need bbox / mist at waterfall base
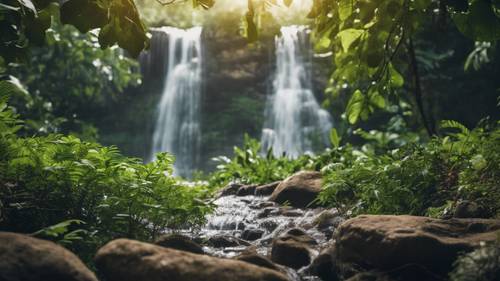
[261,26,332,158]
[140,27,203,177]
[140,25,331,177]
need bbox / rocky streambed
[1,171,499,281]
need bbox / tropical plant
[6,21,141,138]
[319,119,500,217]
[208,134,313,187]
[0,90,213,263]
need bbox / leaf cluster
[0,93,213,263]
[0,0,148,63]
[318,119,500,217]
[208,134,314,187]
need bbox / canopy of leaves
[6,21,141,138]
[0,0,148,63]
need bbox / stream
[178,190,344,281]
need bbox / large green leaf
[338,0,353,21]
[329,128,341,148]
[346,90,365,124]
[337,28,364,52]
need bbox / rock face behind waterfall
[270,171,323,208]
[0,232,97,281]
[95,239,289,281]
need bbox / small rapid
[183,190,342,281]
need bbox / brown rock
[218,183,243,197]
[235,251,282,272]
[95,239,289,281]
[0,232,97,281]
[237,184,258,196]
[269,171,323,208]
[335,215,500,276]
[256,181,281,196]
[270,228,317,269]
[155,234,204,254]
[307,246,338,281]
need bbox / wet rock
[218,183,243,197]
[307,246,338,281]
[269,171,323,208]
[453,200,487,218]
[285,228,318,245]
[242,229,265,241]
[258,202,277,208]
[260,220,280,232]
[313,210,345,239]
[280,208,304,217]
[0,232,97,281]
[237,184,258,196]
[335,215,500,276]
[207,235,250,248]
[271,228,316,269]
[238,221,247,230]
[155,234,204,254]
[235,250,282,272]
[258,207,279,218]
[256,181,281,196]
[95,239,289,281]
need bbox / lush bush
[0,94,213,263]
[208,135,314,187]
[318,120,500,217]
[6,21,141,139]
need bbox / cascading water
[142,27,203,177]
[261,26,332,158]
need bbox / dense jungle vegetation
[0,0,499,278]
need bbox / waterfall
[261,26,332,158]
[142,27,203,177]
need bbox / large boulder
[0,232,97,281]
[95,239,288,281]
[155,234,204,254]
[271,228,317,269]
[335,215,500,277]
[269,171,323,208]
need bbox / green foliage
[319,120,500,217]
[450,240,500,281]
[208,134,313,187]
[0,95,213,263]
[0,0,148,63]
[307,0,500,124]
[6,21,141,138]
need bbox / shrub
[0,95,213,263]
[318,120,500,217]
[208,134,314,187]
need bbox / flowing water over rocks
[188,192,343,281]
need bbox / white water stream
[262,26,332,158]
[147,27,203,177]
